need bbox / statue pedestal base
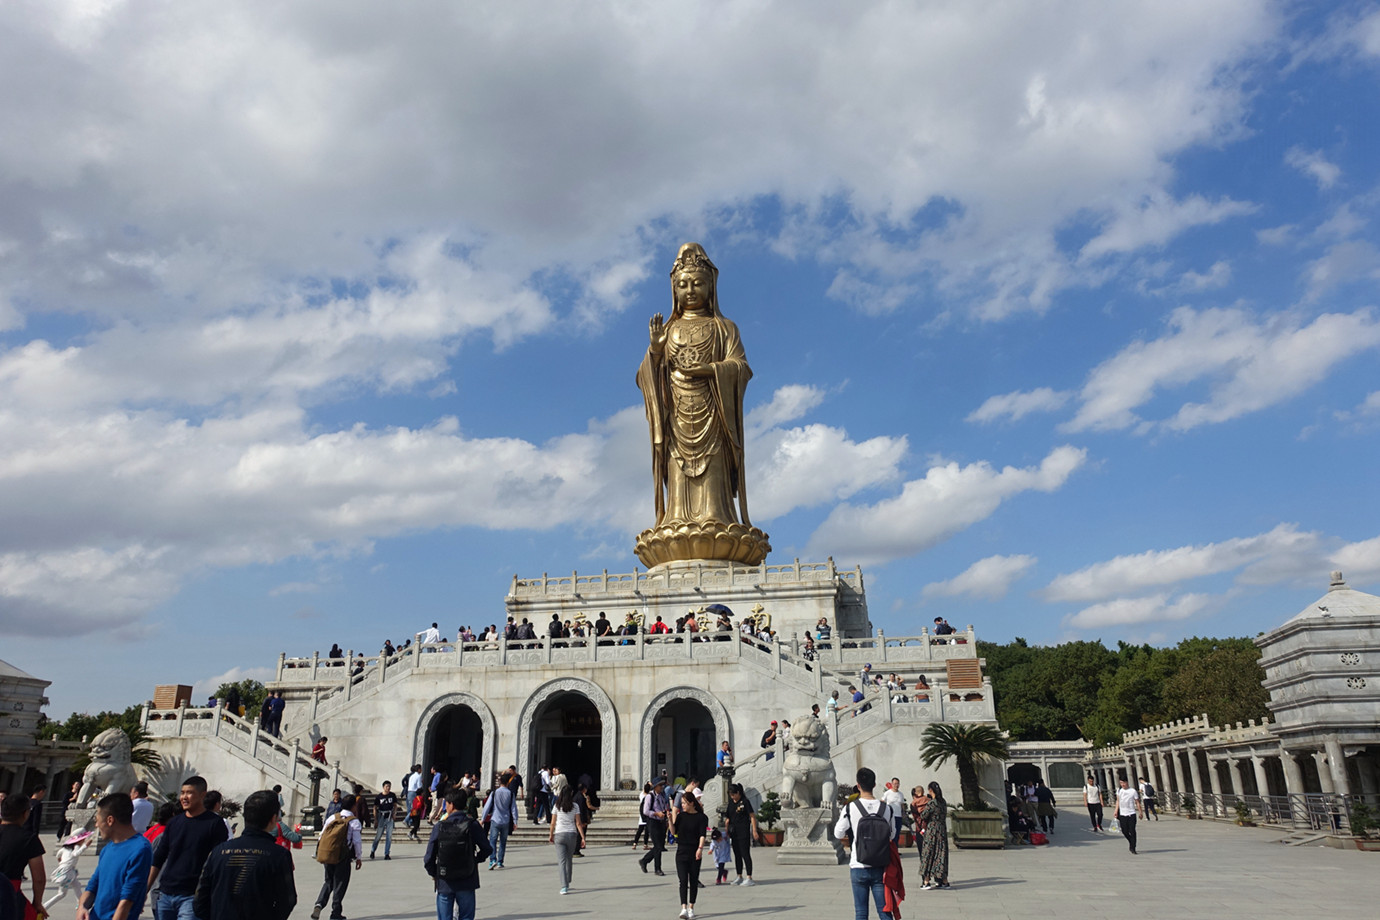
[635,521,771,568]
[776,806,844,865]
[64,806,99,835]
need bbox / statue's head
[670,242,719,317]
[89,727,132,763]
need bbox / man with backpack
[832,767,896,920]
[425,789,493,920]
[311,794,362,920]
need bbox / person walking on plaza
[147,775,230,920]
[193,790,296,920]
[638,776,670,876]
[832,767,896,920]
[915,782,949,890]
[723,783,761,886]
[1142,778,1159,820]
[672,786,709,919]
[1083,774,1104,831]
[0,793,47,917]
[130,783,154,835]
[311,793,363,920]
[77,793,153,920]
[481,773,518,870]
[1114,778,1140,855]
[1034,779,1057,834]
[425,790,493,920]
[547,777,586,895]
[632,782,651,849]
[20,787,44,838]
[370,781,397,860]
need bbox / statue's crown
[671,242,717,276]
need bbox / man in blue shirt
[78,793,153,920]
[479,774,518,870]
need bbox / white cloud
[192,665,277,702]
[748,385,828,431]
[1062,307,1380,433]
[1066,592,1214,628]
[1334,536,1380,584]
[1255,224,1296,246]
[806,446,1086,566]
[1285,146,1342,189]
[749,424,906,520]
[1179,260,1232,290]
[967,387,1071,424]
[1305,240,1380,299]
[1042,523,1317,603]
[1080,193,1258,261]
[922,554,1037,600]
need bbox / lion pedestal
[776,806,844,865]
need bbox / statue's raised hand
[649,313,667,353]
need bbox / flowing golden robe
[636,310,753,530]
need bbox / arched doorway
[517,678,618,792]
[639,687,733,785]
[427,704,482,780]
[652,699,716,784]
[412,693,497,786]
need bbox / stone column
[1280,752,1305,798]
[1206,756,1225,814]
[1324,737,1351,795]
[1170,748,1186,798]
[1313,751,1334,794]
[1251,754,1271,799]
[1186,748,1205,800]
[1157,750,1172,793]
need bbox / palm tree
[919,723,1008,810]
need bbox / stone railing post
[139,704,149,729]
[311,651,320,682]
[250,720,261,758]
[332,761,342,792]
[291,739,301,783]
[878,630,887,663]
[276,653,285,682]
[501,636,510,665]
[921,628,932,660]
[177,700,187,736]
[637,627,646,660]
[213,701,223,737]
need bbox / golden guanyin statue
[634,243,771,567]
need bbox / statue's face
[674,270,713,311]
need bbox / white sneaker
[741,879,756,887]
[679,909,689,919]
[731,878,744,886]
[687,911,696,920]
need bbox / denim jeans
[437,888,476,920]
[489,822,511,866]
[849,865,891,920]
[371,816,393,857]
[155,892,198,920]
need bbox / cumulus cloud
[1334,536,1380,584]
[806,446,1086,566]
[192,665,277,702]
[1042,523,1318,603]
[1179,260,1232,290]
[967,387,1071,424]
[1066,592,1214,628]
[748,385,828,431]
[1080,193,1257,261]
[1284,146,1342,189]
[1061,306,1380,433]
[922,554,1037,600]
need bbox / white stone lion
[76,728,140,807]
[779,714,837,808]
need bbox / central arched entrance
[517,678,618,791]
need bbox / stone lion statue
[779,713,837,808]
[76,728,140,807]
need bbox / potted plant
[1233,800,1256,827]
[1182,794,1199,819]
[757,791,784,846]
[1347,802,1380,850]
[919,722,1009,849]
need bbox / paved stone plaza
[41,813,1377,919]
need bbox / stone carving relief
[516,677,618,791]
[1340,652,1361,666]
[1346,677,1367,690]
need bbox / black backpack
[1143,783,1156,799]
[849,801,892,868]
[434,816,477,880]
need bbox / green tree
[1160,642,1269,726]
[212,679,269,719]
[919,722,1009,810]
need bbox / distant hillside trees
[977,636,1269,746]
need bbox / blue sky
[1,1,1378,717]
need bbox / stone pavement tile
[45,813,1379,919]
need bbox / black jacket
[192,827,297,920]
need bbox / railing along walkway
[1159,789,1376,835]
[142,701,368,797]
